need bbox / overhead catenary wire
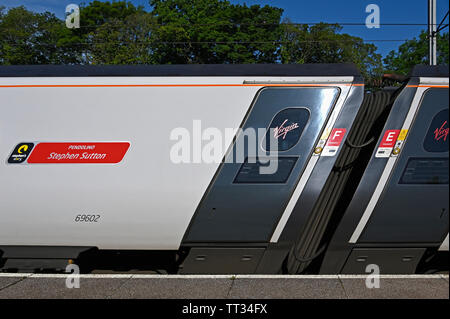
[1,39,417,47]
[434,10,449,33]
[54,22,442,29]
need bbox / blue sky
[2,0,449,58]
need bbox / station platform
[0,274,448,299]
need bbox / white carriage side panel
[0,77,261,249]
[0,76,352,250]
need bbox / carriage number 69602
[75,215,101,222]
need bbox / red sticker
[27,142,130,164]
[326,128,347,147]
[379,130,400,148]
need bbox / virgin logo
[434,121,449,142]
[274,119,299,139]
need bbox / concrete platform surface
[0,274,447,299]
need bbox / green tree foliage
[10,0,450,80]
[0,6,79,64]
[72,1,147,63]
[384,30,449,74]
[150,0,283,64]
[281,22,382,78]
[80,0,145,27]
[89,12,158,64]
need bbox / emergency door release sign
[375,130,400,158]
[322,128,347,157]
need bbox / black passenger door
[359,88,449,243]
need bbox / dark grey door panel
[183,87,340,243]
[359,88,449,243]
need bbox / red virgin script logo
[274,119,299,139]
[434,121,449,142]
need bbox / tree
[0,6,5,64]
[69,1,148,63]
[80,0,145,27]
[0,6,80,64]
[150,0,283,64]
[280,22,383,78]
[384,30,449,74]
[0,0,386,78]
[89,12,158,64]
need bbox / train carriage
[0,64,448,274]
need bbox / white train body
[0,72,349,250]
